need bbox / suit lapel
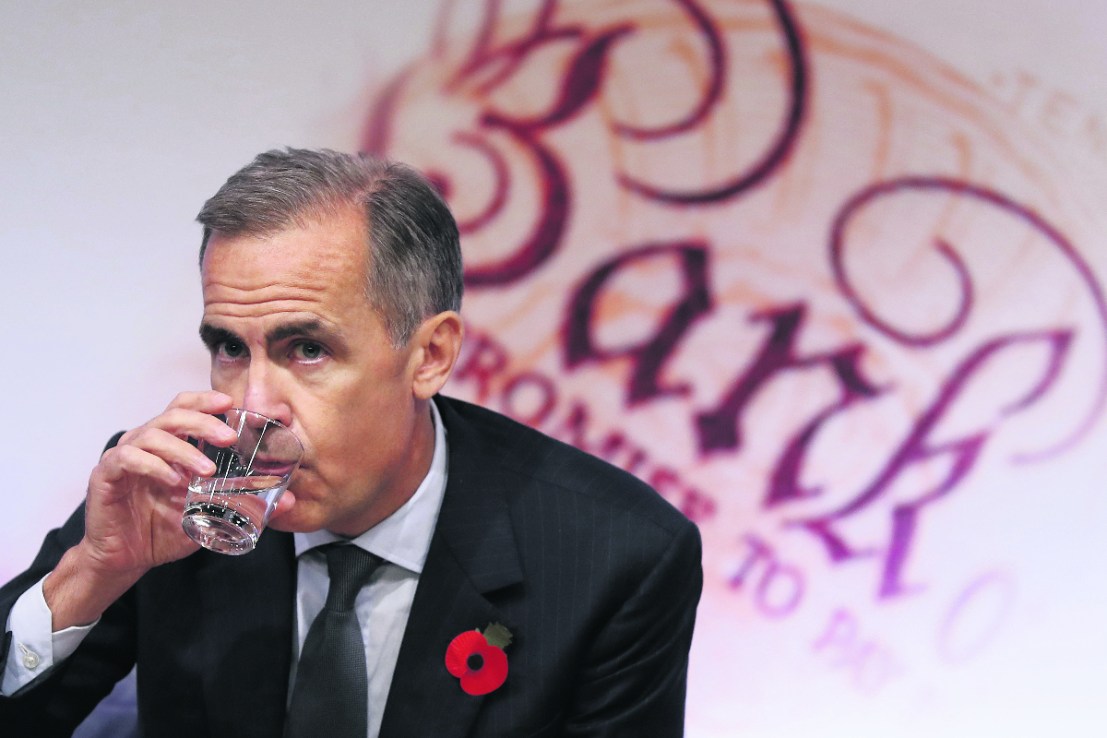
[198,530,297,737]
[379,397,524,738]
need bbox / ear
[410,311,464,400]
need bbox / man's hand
[43,391,237,630]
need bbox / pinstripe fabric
[0,397,702,738]
[379,398,702,737]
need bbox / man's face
[199,208,435,536]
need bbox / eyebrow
[264,319,336,345]
[198,320,342,350]
[199,323,240,351]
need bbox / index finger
[116,392,236,450]
[164,390,234,415]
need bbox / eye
[292,341,327,362]
[217,340,247,359]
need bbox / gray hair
[196,148,463,346]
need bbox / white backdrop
[2,2,1105,735]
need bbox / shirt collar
[293,399,448,574]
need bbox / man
[0,148,702,736]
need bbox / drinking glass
[181,409,303,555]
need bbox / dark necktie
[285,544,382,738]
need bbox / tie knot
[322,544,381,611]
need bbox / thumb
[270,489,297,521]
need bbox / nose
[241,359,293,428]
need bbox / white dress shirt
[290,401,447,737]
[3,400,448,738]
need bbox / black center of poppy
[467,653,484,671]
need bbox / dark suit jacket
[0,396,702,737]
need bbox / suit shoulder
[436,395,696,538]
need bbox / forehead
[200,210,374,327]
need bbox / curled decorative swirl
[365,0,809,284]
[444,131,510,233]
[609,0,726,141]
[475,25,636,131]
[463,114,571,286]
[442,0,562,94]
[615,0,807,204]
[829,176,1107,459]
[361,66,412,158]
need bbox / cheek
[301,386,384,471]
[209,363,253,406]
[333,405,389,466]
[295,357,414,475]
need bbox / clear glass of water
[181,409,303,555]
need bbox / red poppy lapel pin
[445,622,513,695]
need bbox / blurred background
[2,1,1105,735]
